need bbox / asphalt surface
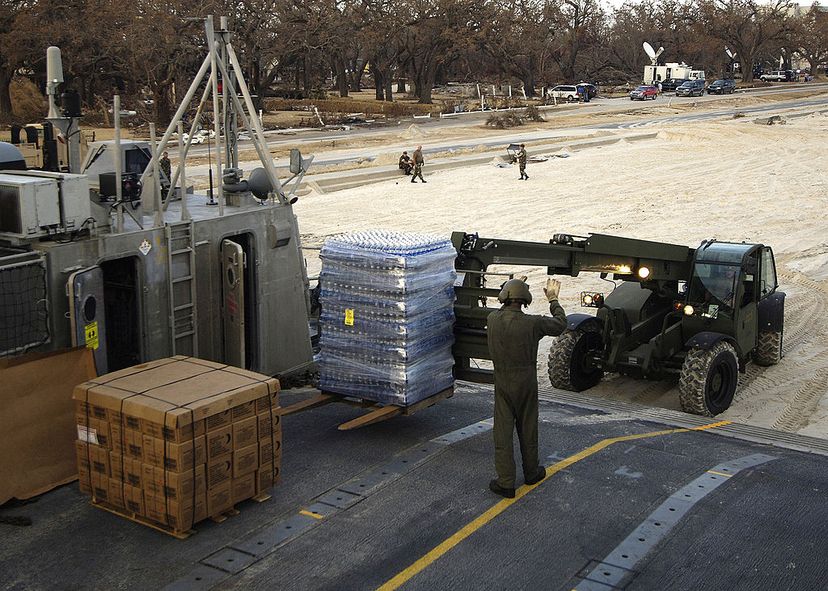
[1,383,826,590]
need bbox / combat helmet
[498,279,532,305]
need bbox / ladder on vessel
[165,221,198,356]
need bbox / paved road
[180,90,828,180]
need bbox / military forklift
[451,232,785,416]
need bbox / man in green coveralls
[487,277,568,498]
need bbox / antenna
[643,42,664,66]
[46,46,64,119]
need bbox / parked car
[660,78,689,92]
[760,70,787,82]
[548,85,580,102]
[630,85,659,100]
[675,79,705,97]
[707,79,736,94]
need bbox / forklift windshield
[687,263,739,314]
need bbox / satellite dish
[643,42,664,65]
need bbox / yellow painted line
[376,420,730,591]
[299,509,324,520]
[707,469,733,478]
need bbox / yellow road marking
[299,509,324,520]
[376,420,730,591]
[707,469,733,478]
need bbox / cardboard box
[207,481,233,516]
[205,409,233,431]
[259,438,283,466]
[207,454,233,488]
[75,414,111,449]
[232,473,256,504]
[107,478,125,509]
[111,428,144,459]
[257,410,282,439]
[72,358,280,443]
[142,435,206,471]
[142,465,206,504]
[206,425,233,459]
[109,453,143,488]
[75,399,108,422]
[231,400,256,422]
[232,444,259,478]
[142,418,205,444]
[255,462,281,495]
[77,465,107,496]
[146,490,207,531]
[232,416,257,450]
[75,441,110,475]
[123,484,145,515]
[255,391,280,414]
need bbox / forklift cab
[684,241,779,356]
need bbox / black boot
[489,479,515,499]
[524,467,546,486]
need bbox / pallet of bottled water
[318,230,456,405]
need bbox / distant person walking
[159,151,172,198]
[516,144,528,180]
[411,145,426,183]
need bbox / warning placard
[84,321,99,350]
[344,309,354,326]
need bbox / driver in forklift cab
[486,277,568,499]
[704,266,739,308]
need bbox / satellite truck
[0,17,316,379]
[451,232,785,416]
[642,41,705,85]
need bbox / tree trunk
[397,77,406,93]
[384,77,393,102]
[417,64,437,104]
[0,69,14,117]
[303,52,311,94]
[334,57,349,97]
[372,65,384,101]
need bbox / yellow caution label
[344,309,354,326]
[84,321,99,350]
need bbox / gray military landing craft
[0,17,315,378]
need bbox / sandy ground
[293,108,828,439]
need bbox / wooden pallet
[90,500,196,539]
[90,492,271,538]
[281,387,454,430]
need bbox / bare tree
[792,4,828,78]
[700,0,792,82]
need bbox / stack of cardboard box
[73,356,281,535]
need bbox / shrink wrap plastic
[318,231,457,405]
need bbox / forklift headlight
[581,292,604,308]
[684,305,695,316]
[638,266,651,279]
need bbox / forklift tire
[754,330,782,366]
[547,326,604,391]
[679,342,738,416]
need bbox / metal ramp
[165,221,198,355]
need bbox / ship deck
[1,383,826,591]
